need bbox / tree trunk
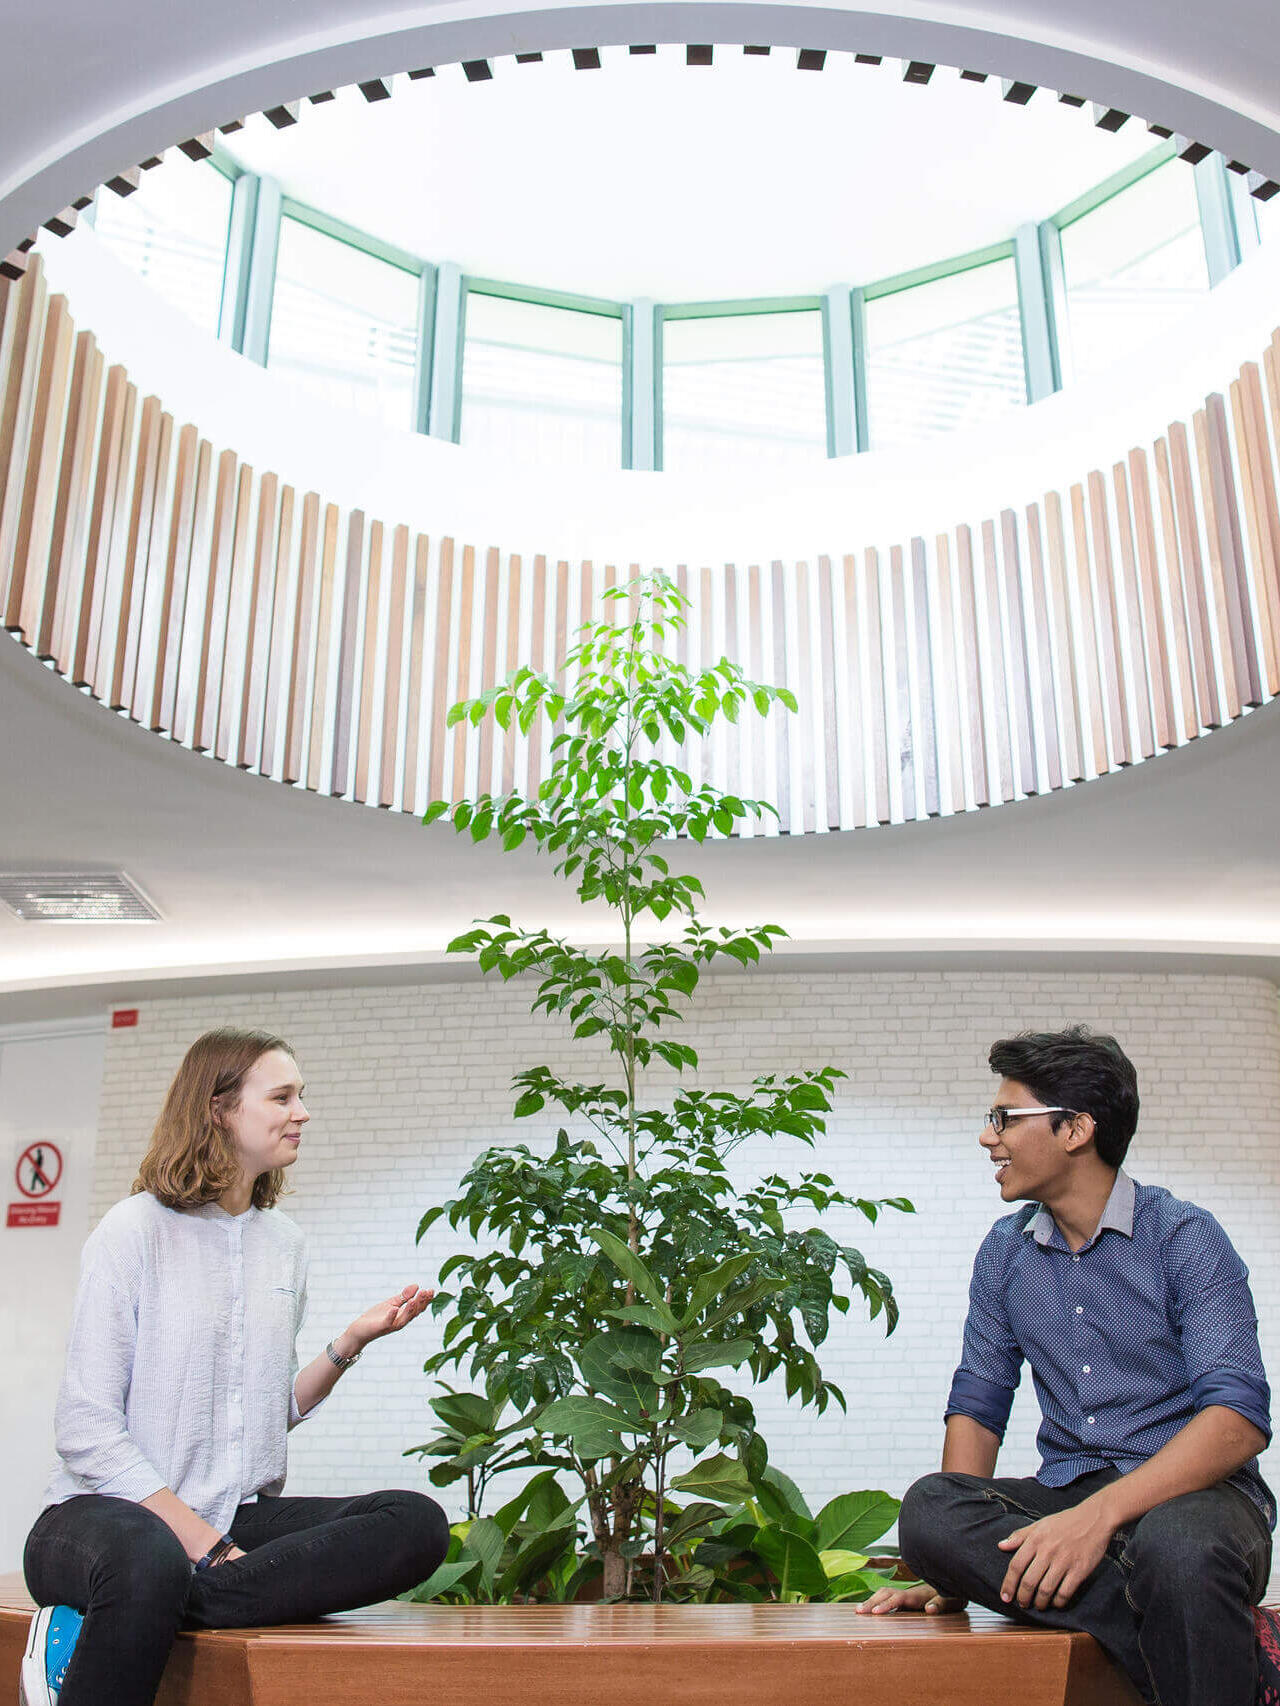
[601,1543,628,1600]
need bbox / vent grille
[0,872,161,922]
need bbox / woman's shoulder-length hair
[132,1026,295,1211]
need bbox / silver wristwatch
[325,1338,362,1370]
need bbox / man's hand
[855,1583,967,1616]
[346,1284,434,1351]
[996,1500,1116,1610]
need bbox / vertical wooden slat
[861,548,891,823]
[499,552,523,797]
[1203,393,1261,706]
[282,493,320,785]
[747,563,766,810]
[212,462,255,759]
[1042,494,1086,783]
[980,520,1014,800]
[794,559,817,831]
[523,552,546,796]
[140,417,194,731]
[1191,405,1245,717]
[954,525,990,807]
[108,392,162,708]
[75,365,128,687]
[329,508,365,794]
[816,556,841,828]
[998,511,1037,794]
[259,483,298,773]
[1085,470,1132,764]
[477,546,501,796]
[401,533,431,813]
[909,538,940,817]
[305,502,340,791]
[930,534,967,812]
[837,555,867,826]
[887,545,915,820]
[0,262,49,618]
[90,379,140,703]
[769,560,793,827]
[354,517,384,802]
[48,333,104,669]
[128,408,176,724]
[9,292,75,641]
[1167,421,1221,727]
[238,471,281,767]
[1109,461,1156,759]
[1126,449,1178,748]
[1256,345,1280,687]
[427,537,457,803]
[377,523,410,808]
[192,449,239,751]
[1232,365,1280,695]
[1067,484,1110,773]
[450,543,477,797]
[1153,434,1207,733]
[1021,505,1063,791]
[171,439,214,745]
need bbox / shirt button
[1076,1306,1084,1314]
[1083,1365,1091,1374]
[1087,1417,1096,1425]
[1072,1255,1080,1263]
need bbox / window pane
[268,218,419,430]
[865,258,1025,450]
[1060,160,1209,381]
[91,158,232,334]
[460,293,622,469]
[661,311,826,474]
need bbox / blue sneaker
[19,1605,83,1705]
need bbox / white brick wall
[91,971,1280,1527]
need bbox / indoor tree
[412,573,911,1601]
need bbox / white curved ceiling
[5,0,1280,1001]
[219,54,1156,300]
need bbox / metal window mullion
[239,175,282,366]
[411,264,438,436]
[427,263,465,443]
[1194,153,1243,286]
[1014,221,1061,403]
[849,288,870,453]
[1228,169,1262,256]
[625,297,657,470]
[823,285,857,458]
[219,172,259,350]
[1037,221,1073,390]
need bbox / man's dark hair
[988,1026,1140,1168]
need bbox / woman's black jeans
[23,1489,450,1706]
[899,1468,1272,1706]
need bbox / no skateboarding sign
[7,1141,63,1227]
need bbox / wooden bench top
[0,1571,1143,1706]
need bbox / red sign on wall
[7,1202,60,1228]
[111,1009,139,1029]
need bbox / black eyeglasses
[985,1105,1076,1136]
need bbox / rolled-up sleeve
[945,1230,1024,1440]
[54,1252,166,1503]
[1166,1210,1271,1442]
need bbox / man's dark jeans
[899,1468,1272,1706]
[24,1489,450,1706]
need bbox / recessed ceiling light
[0,872,162,922]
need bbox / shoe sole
[19,1605,55,1706]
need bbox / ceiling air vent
[0,872,162,922]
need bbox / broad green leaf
[750,1524,828,1599]
[537,1394,638,1458]
[679,1252,758,1328]
[670,1452,755,1506]
[680,1337,756,1373]
[429,1392,498,1435]
[576,1329,663,1410]
[496,1525,579,1600]
[411,1557,480,1600]
[672,1408,723,1450]
[462,1517,506,1587]
[590,1229,679,1331]
[818,1549,869,1579]
[814,1490,900,1553]
[756,1465,813,1522]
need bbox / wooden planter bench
[0,1572,1143,1705]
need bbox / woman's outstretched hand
[346,1283,435,1350]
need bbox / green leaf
[750,1524,828,1599]
[679,1252,758,1328]
[672,1408,723,1450]
[755,1465,813,1523]
[429,1392,498,1435]
[590,1230,679,1332]
[814,1491,900,1553]
[680,1337,756,1373]
[512,1089,545,1119]
[462,1517,507,1586]
[536,1394,639,1458]
[670,1453,756,1506]
[411,1557,480,1600]
[421,800,450,824]
[495,1524,579,1600]
[576,1328,663,1409]
[818,1549,869,1579]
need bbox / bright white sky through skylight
[223,49,1159,300]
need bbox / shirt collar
[1024,1168,1135,1248]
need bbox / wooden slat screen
[1,250,1278,835]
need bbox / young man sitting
[857,1025,1275,1706]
